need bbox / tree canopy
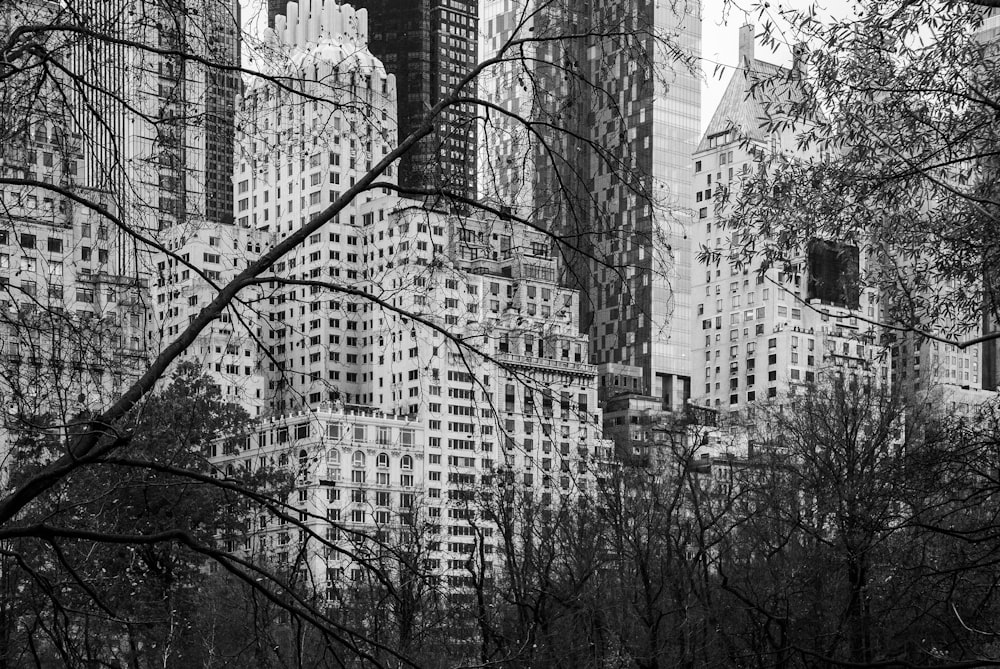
[721,0,1000,346]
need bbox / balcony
[495,352,597,377]
[465,256,500,275]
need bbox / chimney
[738,24,754,68]
[792,42,808,78]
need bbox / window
[326,450,340,478]
[401,455,413,470]
[352,451,365,467]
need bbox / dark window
[807,239,860,308]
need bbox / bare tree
[0,0,703,666]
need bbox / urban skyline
[1,0,999,665]
[0,0,993,462]
[0,0,993,452]
[268,0,479,198]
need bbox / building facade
[239,0,401,412]
[268,0,478,197]
[479,0,702,454]
[0,0,246,472]
[976,9,1000,391]
[0,0,150,427]
[224,0,613,591]
[691,25,889,414]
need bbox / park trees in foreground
[0,0,999,666]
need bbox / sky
[240,0,804,134]
[700,0,795,132]
[701,0,743,131]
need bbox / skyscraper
[0,0,246,451]
[226,0,611,601]
[268,0,478,198]
[975,9,1000,391]
[479,0,701,452]
[691,25,889,413]
[59,0,251,408]
[203,1,242,227]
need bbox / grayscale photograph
[0,0,998,666]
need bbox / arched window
[376,452,389,468]
[278,453,288,467]
[299,449,308,468]
[327,449,340,464]
[352,450,365,468]
[33,125,47,143]
[400,455,413,470]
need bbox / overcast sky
[242,0,803,134]
[700,0,798,132]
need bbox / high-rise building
[479,0,701,453]
[889,14,998,400]
[268,0,478,198]
[691,25,889,414]
[68,0,252,406]
[975,10,1000,391]
[222,0,612,593]
[204,1,242,227]
[65,0,239,236]
[0,0,149,427]
[0,0,246,467]
[241,0,401,413]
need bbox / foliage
[720,0,1000,343]
[2,0,1000,666]
[0,364,291,667]
[0,0,705,665]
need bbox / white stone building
[213,0,614,594]
[691,25,890,416]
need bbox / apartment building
[891,331,984,400]
[479,0,702,455]
[214,199,613,598]
[217,0,612,594]
[0,0,150,429]
[150,222,269,415]
[212,406,425,590]
[691,26,889,414]
[268,0,478,198]
[237,0,400,413]
[974,9,1000,391]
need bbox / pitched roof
[696,58,808,153]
